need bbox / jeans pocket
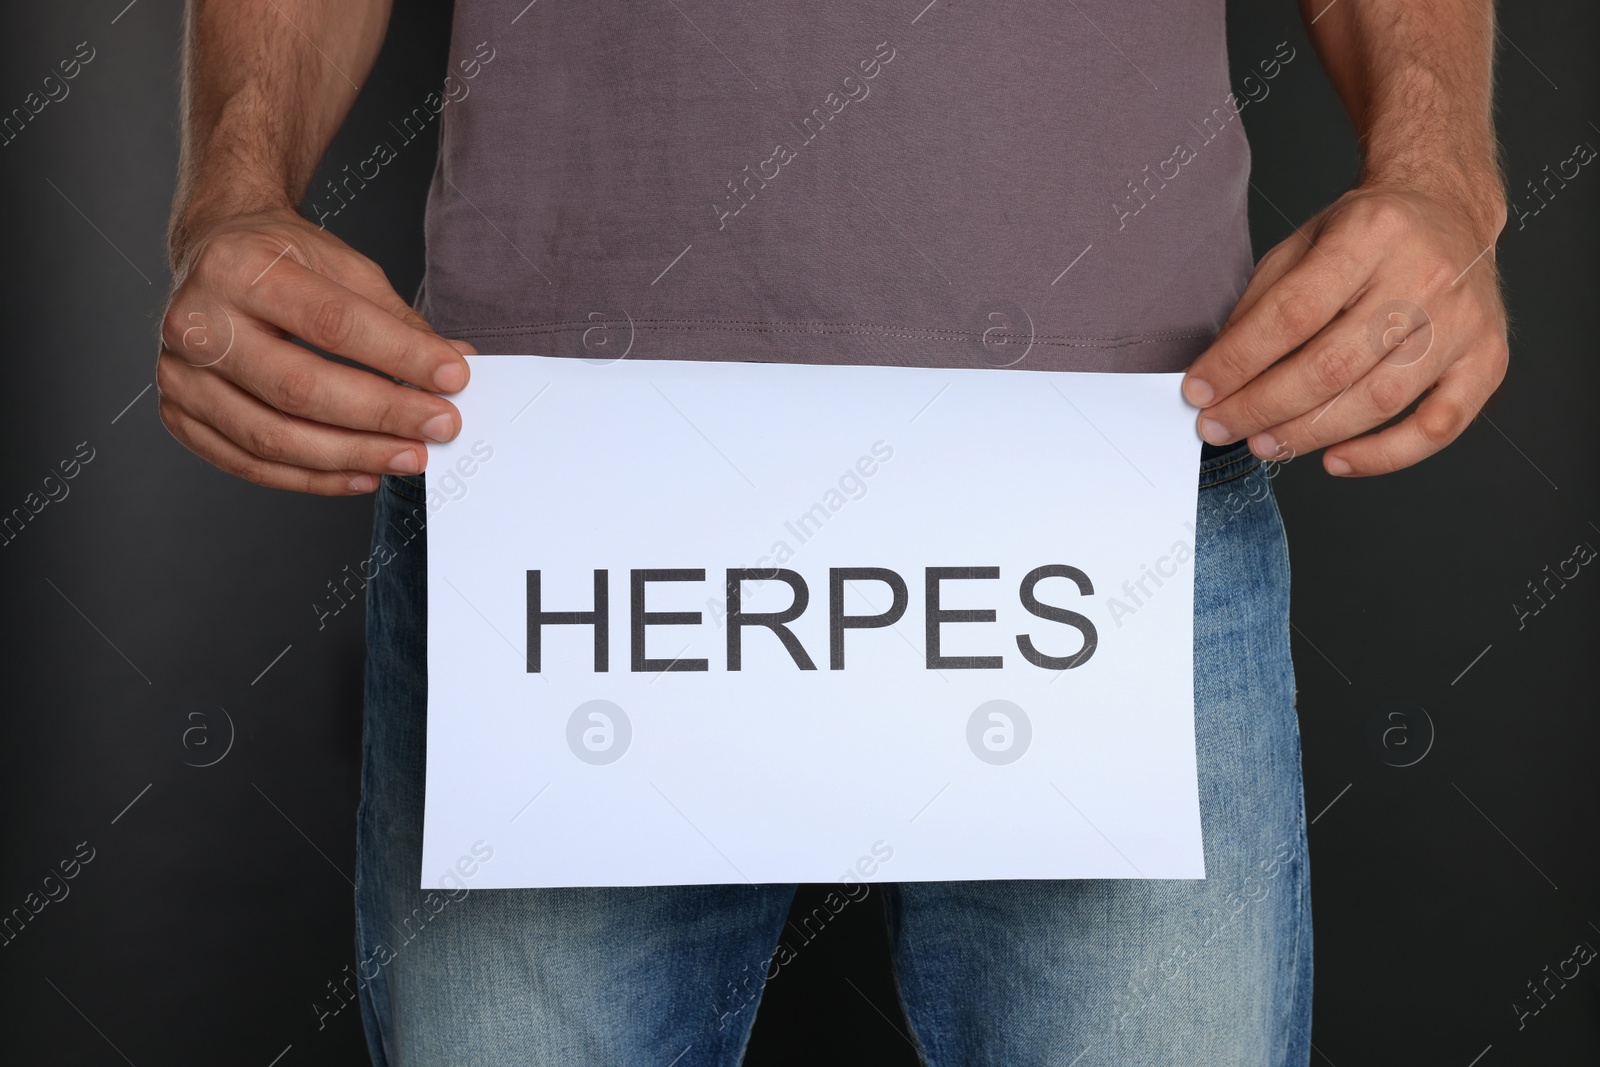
[383,472,427,504]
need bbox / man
[156,1,1507,1063]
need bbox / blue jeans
[355,439,1312,1066]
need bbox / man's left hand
[1182,185,1509,476]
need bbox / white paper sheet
[421,355,1205,888]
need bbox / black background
[1,1,1596,1064]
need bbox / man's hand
[1185,0,1508,477]
[1182,185,1508,476]
[158,209,471,495]
[159,0,461,495]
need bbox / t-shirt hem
[434,319,1214,374]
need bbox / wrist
[1359,163,1508,247]
[170,184,297,265]
[1355,67,1505,245]
[168,96,317,269]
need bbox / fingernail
[434,361,467,392]
[1326,455,1352,476]
[1183,377,1214,407]
[1198,417,1232,445]
[348,474,379,492]
[388,449,423,474]
[446,339,478,356]
[1250,432,1278,459]
[421,413,456,443]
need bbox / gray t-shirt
[414,0,1258,373]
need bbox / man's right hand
[157,208,473,496]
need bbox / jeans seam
[1200,460,1263,491]
[1199,440,1253,471]
[383,473,426,505]
[1282,811,1313,1066]
[1270,482,1310,1067]
[879,890,934,1067]
[356,499,394,1067]
[731,898,800,1066]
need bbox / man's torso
[417,0,1255,373]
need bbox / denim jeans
[355,438,1312,1066]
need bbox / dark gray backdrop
[2,1,1595,1063]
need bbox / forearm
[1301,0,1505,239]
[170,0,392,265]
